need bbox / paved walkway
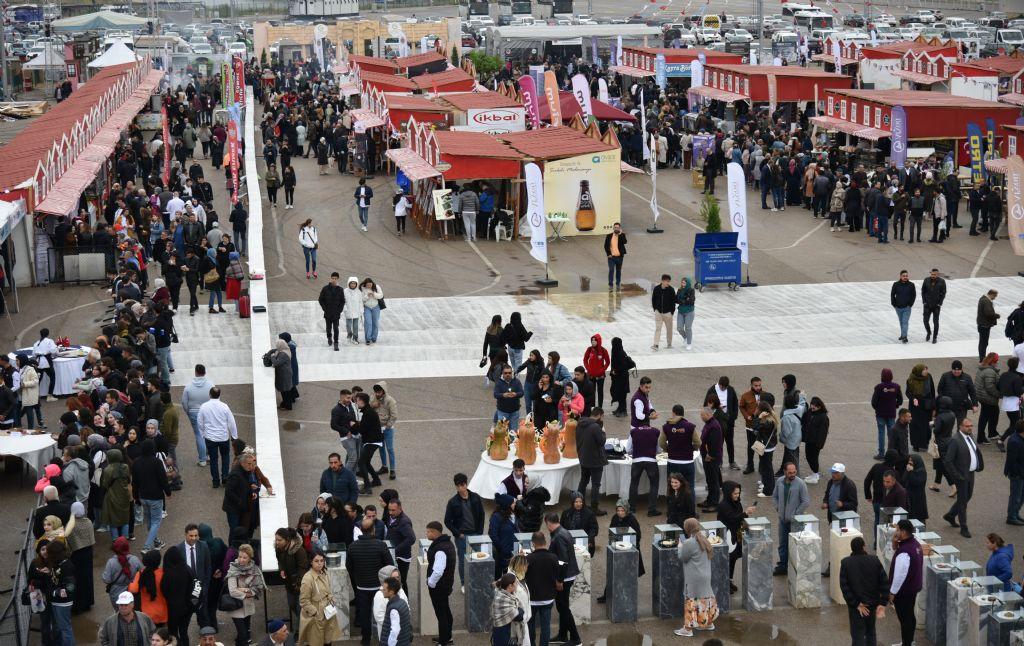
[174,276,1024,384]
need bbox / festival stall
[951,56,1024,102]
[367,90,452,131]
[358,69,417,94]
[440,92,527,134]
[1001,69,1024,107]
[891,49,953,90]
[536,90,636,124]
[410,68,477,93]
[815,37,959,89]
[394,50,447,77]
[349,54,398,75]
[611,47,743,87]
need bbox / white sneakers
[674,628,693,637]
[805,473,820,484]
[686,344,693,351]
[361,226,368,232]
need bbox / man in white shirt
[197,387,238,488]
[942,417,983,538]
[166,191,186,223]
[32,328,59,401]
[424,521,455,646]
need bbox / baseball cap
[116,591,134,605]
[830,463,846,473]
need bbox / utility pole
[0,0,9,100]
[755,0,764,64]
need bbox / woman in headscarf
[298,551,342,646]
[491,573,525,646]
[559,491,598,556]
[489,494,518,579]
[906,364,936,451]
[160,545,195,645]
[41,514,73,546]
[717,482,756,594]
[101,536,142,608]
[269,338,294,410]
[66,502,95,613]
[225,251,245,302]
[128,548,168,625]
[100,448,131,539]
[558,382,584,423]
[225,544,266,646]
[373,566,407,640]
[609,337,636,417]
[152,277,170,307]
[904,453,929,525]
[597,500,645,603]
[531,372,562,428]
[676,517,719,637]
[201,247,225,314]
[199,523,229,625]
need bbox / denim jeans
[761,182,771,208]
[364,305,380,343]
[156,346,173,384]
[233,227,247,255]
[496,409,521,431]
[895,306,911,339]
[358,206,369,227]
[141,498,164,549]
[345,317,359,341]
[208,289,223,309]
[877,214,889,242]
[772,186,784,209]
[523,381,536,415]
[508,348,523,373]
[205,438,231,484]
[528,602,553,646]
[187,411,208,462]
[677,311,695,345]
[607,255,623,287]
[21,404,43,429]
[875,416,895,456]
[51,604,73,645]
[1009,477,1024,522]
[777,519,792,568]
[302,246,317,273]
[376,427,396,470]
[455,535,468,583]
[109,524,129,539]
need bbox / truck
[9,4,43,23]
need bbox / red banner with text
[161,106,170,187]
[228,120,240,203]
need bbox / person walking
[772,462,809,575]
[318,272,345,351]
[978,289,1001,362]
[282,166,297,209]
[425,521,456,646]
[546,513,581,646]
[360,278,383,346]
[938,360,978,422]
[676,276,697,351]
[986,185,1003,240]
[460,184,480,242]
[943,417,983,538]
[297,552,341,646]
[202,248,226,314]
[100,537,142,609]
[130,439,171,551]
[576,408,608,516]
[839,536,888,646]
[891,270,916,344]
[1005,420,1024,526]
[354,179,373,232]
[674,517,719,637]
[502,312,533,373]
[921,268,947,344]
[128,549,168,626]
[906,364,936,452]
[348,518,394,646]
[604,222,627,290]
[976,353,1002,444]
[871,369,904,461]
[198,387,238,488]
[354,394,384,495]
[264,164,280,207]
[651,274,676,351]
[525,531,559,646]
[178,523,212,630]
[160,546,195,646]
[887,519,924,646]
[342,277,362,345]
[299,219,318,280]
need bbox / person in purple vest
[628,424,662,517]
[497,459,528,499]
[888,519,924,646]
[630,376,659,428]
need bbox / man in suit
[943,417,983,538]
[177,523,212,627]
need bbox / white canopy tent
[88,40,142,68]
[22,47,65,69]
[51,10,148,33]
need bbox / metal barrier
[0,496,41,646]
[44,244,116,285]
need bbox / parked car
[696,27,722,44]
[844,14,865,27]
[724,28,753,43]
[914,10,936,24]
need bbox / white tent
[22,47,65,69]
[51,10,148,32]
[88,40,142,68]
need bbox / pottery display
[561,417,578,459]
[516,418,538,465]
[541,420,562,464]
[488,419,510,461]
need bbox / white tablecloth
[0,433,57,475]
[602,457,708,501]
[11,346,91,397]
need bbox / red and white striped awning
[386,148,441,182]
[608,65,655,78]
[689,85,749,104]
[810,115,890,141]
[351,109,385,129]
[998,92,1024,107]
[339,81,360,96]
[892,69,947,85]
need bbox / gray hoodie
[62,457,90,503]
[181,376,213,414]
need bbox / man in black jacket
[1005,420,1024,525]
[575,409,608,516]
[318,272,345,351]
[822,463,858,523]
[920,268,947,344]
[937,360,978,422]
[652,273,676,351]
[443,473,484,585]
[347,518,394,646]
[943,417,983,538]
[222,452,255,538]
[330,391,360,470]
[839,536,888,646]
[890,270,916,343]
[707,376,740,470]
[978,289,1001,361]
[604,222,627,290]
[424,521,456,646]
[525,532,560,646]
[130,439,172,551]
[546,513,581,646]
[386,499,416,592]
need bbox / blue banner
[655,54,667,90]
[967,122,985,184]
[591,37,599,69]
[665,62,691,77]
[985,116,996,173]
[891,106,907,169]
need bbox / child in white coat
[343,276,363,344]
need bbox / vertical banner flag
[518,75,541,130]
[832,39,842,75]
[649,132,659,224]
[767,74,778,114]
[640,90,650,161]
[232,55,244,103]
[598,78,609,103]
[616,35,623,65]
[525,163,547,263]
[967,122,985,184]
[529,64,544,97]
[727,162,749,264]
[691,58,703,88]
[655,53,667,90]
[1007,155,1024,256]
[891,105,907,169]
[591,37,599,68]
[227,120,240,204]
[986,117,996,165]
[571,73,593,122]
[161,106,170,186]
[749,48,758,65]
[543,70,561,125]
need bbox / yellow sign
[543,150,621,237]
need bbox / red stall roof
[706,64,844,79]
[868,41,959,57]
[953,56,1024,77]
[383,93,450,112]
[410,68,476,92]
[828,88,1010,110]
[359,70,416,92]
[433,130,523,159]
[440,92,522,111]
[498,127,616,160]
[349,54,398,73]
[395,51,445,70]
[538,91,636,123]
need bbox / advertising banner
[524,163,547,263]
[432,188,455,220]
[649,132,659,225]
[727,161,749,264]
[591,37,599,68]
[986,116,996,163]
[655,53,667,90]
[465,107,527,134]
[232,55,245,105]
[222,62,230,108]
[692,134,715,166]
[691,58,704,88]
[529,64,545,97]
[616,35,623,65]
[967,122,985,184]
[1008,155,1024,256]
[640,89,649,160]
[518,75,541,130]
[543,70,561,125]
[890,105,907,169]
[767,73,777,113]
[161,106,170,186]
[571,73,593,122]
[227,120,240,204]
[542,149,621,237]
[832,38,842,75]
[598,78,609,104]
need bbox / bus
[794,10,834,29]
[701,14,720,30]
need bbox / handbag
[378,297,386,311]
[752,428,776,458]
[218,591,243,612]
[203,268,220,284]
[927,437,940,460]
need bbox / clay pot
[516,419,538,465]
[560,418,578,459]
[541,421,562,464]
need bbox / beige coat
[298,568,342,645]
[226,569,262,619]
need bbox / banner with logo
[616,35,623,65]
[543,70,561,125]
[161,106,170,186]
[222,62,230,108]
[649,132,659,225]
[967,122,985,184]
[1008,155,1024,256]
[232,55,245,104]
[655,54,667,90]
[591,37,599,68]
[691,58,703,88]
[891,105,907,169]
[465,107,526,134]
[640,89,649,160]
[598,78,609,103]
[524,163,547,263]
[227,120,240,203]
[832,38,842,75]
[571,73,593,122]
[986,117,996,163]
[727,161,749,264]
[542,149,621,237]
[529,64,544,96]
[767,74,778,114]
[518,75,541,130]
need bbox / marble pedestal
[568,546,591,625]
[465,554,494,633]
[788,531,821,609]
[414,556,438,636]
[926,561,957,644]
[876,524,898,572]
[970,593,1002,646]
[326,563,352,637]
[1010,629,1024,645]
[989,609,1024,645]
[652,540,683,618]
[743,532,774,611]
[918,548,948,630]
[947,577,975,646]
[709,541,731,613]
[606,545,639,623]
[828,528,862,605]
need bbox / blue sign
[890,105,907,169]
[655,54,667,90]
[967,122,985,184]
[664,62,692,77]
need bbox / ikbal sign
[465,107,527,134]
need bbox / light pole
[755,0,764,64]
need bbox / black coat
[318,284,345,320]
[904,455,929,521]
[823,475,858,521]
[937,371,977,412]
[221,464,251,515]
[705,385,739,424]
[802,409,829,449]
[443,491,485,537]
[603,232,627,256]
[839,552,888,608]
[575,417,608,468]
[346,535,393,589]
[920,277,947,308]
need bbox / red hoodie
[583,334,610,379]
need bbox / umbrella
[88,40,141,68]
[52,10,148,32]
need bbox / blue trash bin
[693,232,742,292]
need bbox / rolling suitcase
[238,295,251,318]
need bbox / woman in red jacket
[583,334,610,410]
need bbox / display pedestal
[414,556,437,636]
[743,529,774,611]
[326,562,352,637]
[948,577,975,646]
[876,523,898,572]
[465,554,494,633]
[989,609,1024,645]
[918,540,951,629]
[652,539,683,618]
[606,545,639,623]
[1010,628,1024,645]
[788,530,821,608]
[568,546,592,625]
[926,561,957,644]
[828,528,861,605]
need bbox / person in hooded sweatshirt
[871,369,904,461]
[62,445,91,504]
[582,334,610,410]
[904,453,929,525]
[342,277,362,345]
[501,312,533,372]
[181,364,214,467]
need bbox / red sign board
[227,120,240,203]
[232,55,245,105]
[161,106,170,187]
